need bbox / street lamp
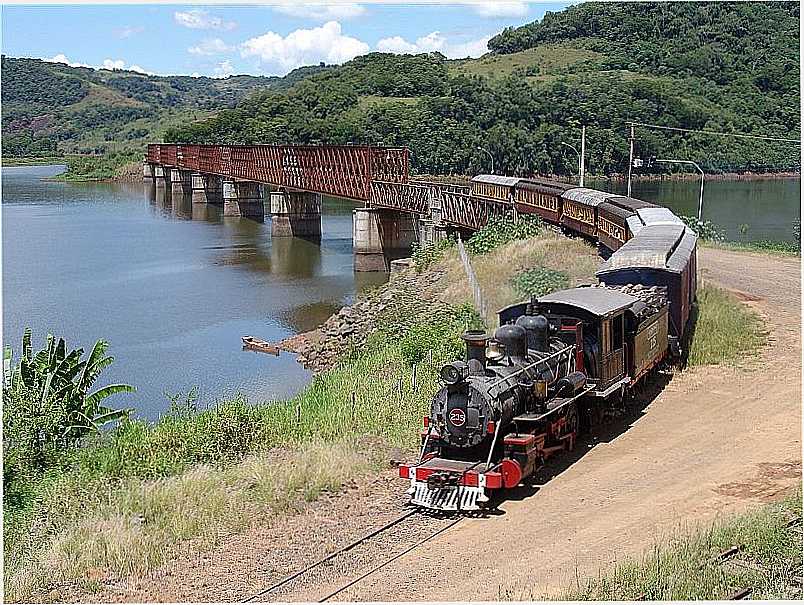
[655,159,705,220]
[476,146,494,174]
[560,142,582,186]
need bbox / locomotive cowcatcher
[399,285,670,512]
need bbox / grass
[558,487,802,600]
[3,156,67,166]
[4,321,454,601]
[6,441,374,602]
[437,230,599,327]
[687,285,768,367]
[702,239,801,257]
[448,44,602,80]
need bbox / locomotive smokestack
[462,330,489,375]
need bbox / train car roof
[598,200,634,221]
[517,178,574,193]
[636,206,685,226]
[471,174,521,186]
[562,187,611,207]
[606,195,657,211]
[596,224,696,274]
[537,286,638,316]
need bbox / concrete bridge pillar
[153,164,167,188]
[223,180,264,219]
[191,173,223,205]
[143,162,156,181]
[268,190,322,238]
[353,208,419,272]
[170,169,192,196]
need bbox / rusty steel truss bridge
[146,143,512,231]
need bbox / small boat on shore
[242,336,280,355]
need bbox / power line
[626,121,801,144]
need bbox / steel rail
[317,517,462,602]
[241,509,418,602]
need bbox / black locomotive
[400,179,697,512]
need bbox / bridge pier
[143,162,156,181]
[269,190,322,238]
[153,164,167,188]
[191,173,223,205]
[353,208,418,272]
[170,169,192,196]
[223,180,264,219]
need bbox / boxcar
[595,224,697,352]
[471,175,521,203]
[560,188,610,238]
[513,178,572,224]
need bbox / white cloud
[44,54,91,68]
[174,9,237,31]
[472,1,529,17]
[45,54,151,74]
[240,21,369,74]
[377,31,490,59]
[272,2,366,20]
[188,38,233,56]
[116,25,144,39]
[102,58,126,70]
[213,60,235,78]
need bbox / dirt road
[89,247,801,602]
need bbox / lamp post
[656,159,705,220]
[477,146,494,174]
[561,142,582,186]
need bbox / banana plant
[10,328,135,446]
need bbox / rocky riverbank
[278,264,450,373]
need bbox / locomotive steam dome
[493,324,528,360]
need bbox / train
[399,175,698,512]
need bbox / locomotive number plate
[449,408,466,427]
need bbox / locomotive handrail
[486,344,576,391]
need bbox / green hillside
[4,2,800,177]
[0,56,332,158]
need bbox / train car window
[612,314,624,350]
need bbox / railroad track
[242,509,462,603]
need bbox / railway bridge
[144,144,511,271]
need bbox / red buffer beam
[147,144,408,202]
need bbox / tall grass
[559,487,802,600]
[5,442,373,601]
[688,285,768,367]
[4,330,450,601]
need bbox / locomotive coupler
[426,471,459,489]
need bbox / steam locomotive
[399,177,697,512]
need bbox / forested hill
[5,2,801,176]
[164,2,800,176]
[1,56,330,158]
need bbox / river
[2,166,799,418]
[2,165,386,419]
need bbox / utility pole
[580,125,586,187]
[627,123,635,197]
[656,159,705,220]
[477,146,494,174]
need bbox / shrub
[679,215,725,241]
[466,215,544,255]
[511,267,570,299]
[411,235,456,272]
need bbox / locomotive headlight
[439,361,469,385]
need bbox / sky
[1,1,573,78]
